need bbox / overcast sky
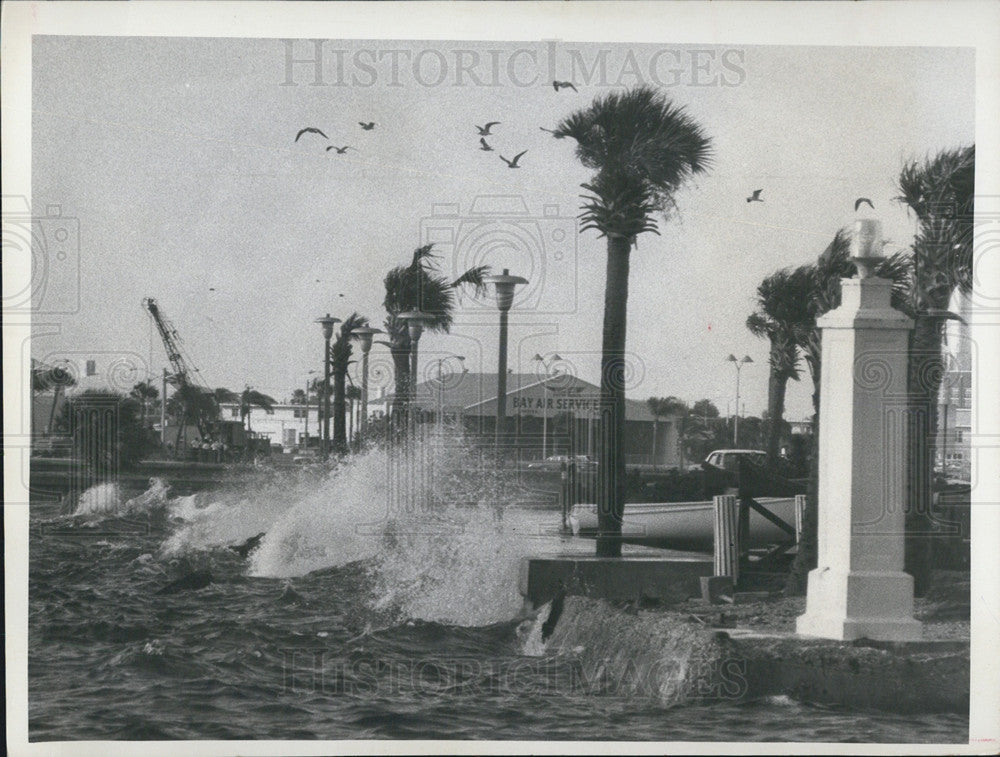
[31,37,974,419]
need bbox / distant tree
[329,313,368,453]
[383,244,488,428]
[290,388,308,405]
[130,380,160,428]
[240,387,276,434]
[746,266,812,467]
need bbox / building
[216,401,333,450]
[373,372,682,467]
[937,290,972,479]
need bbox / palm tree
[345,384,363,445]
[239,387,275,434]
[895,145,975,593]
[130,380,160,429]
[382,244,488,427]
[646,396,687,469]
[745,267,812,467]
[329,313,368,453]
[553,86,712,557]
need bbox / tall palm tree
[745,267,813,467]
[553,86,712,557]
[329,313,368,453]
[382,244,488,427]
[895,145,975,593]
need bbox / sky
[29,37,975,420]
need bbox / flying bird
[500,150,527,168]
[479,137,494,152]
[295,127,328,142]
[552,80,578,92]
[358,122,376,130]
[855,197,875,212]
[746,189,764,203]
[475,122,500,136]
[326,145,354,154]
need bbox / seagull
[295,127,328,142]
[326,145,354,154]
[479,137,493,152]
[500,150,527,168]
[553,80,578,92]
[358,122,376,130]
[855,197,875,211]
[746,189,764,203]
[475,122,500,136]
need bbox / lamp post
[351,327,382,444]
[483,269,528,451]
[303,369,318,448]
[398,311,435,435]
[725,354,753,446]
[315,314,340,458]
[532,353,563,459]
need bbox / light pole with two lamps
[532,353,563,459]
[725,354,753,446]
[397,311,436,436]
[315,314,341,458]
[350,326,383,444]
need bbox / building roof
[373,372,669,423]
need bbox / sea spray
[160,433,541,625]
[73,482,123,516]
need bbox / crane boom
[143,297,213,442]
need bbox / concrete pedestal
[797,270,922,642]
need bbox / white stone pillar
[797,222,922,641]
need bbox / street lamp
[483,268,528,449]
[351,326,383,443]
[303,369,318,447]
[398,310,435,434]
[532,353,563,459]
[725,354,753,446]
[315,314,341,457]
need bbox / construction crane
[143,297,215,448]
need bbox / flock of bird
[292,80,585,170]
[293,86,877,212]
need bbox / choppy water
[29,441,967,742]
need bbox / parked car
[703,449,766,473]
[526,454,597,472]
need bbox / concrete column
[796,266,922,641]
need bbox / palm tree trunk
[765,365,789,466]
[390,345,410,434]
[905,315,943,596]
[333,370,347,454]
[785,349,820,595]
[596,235,631,558]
